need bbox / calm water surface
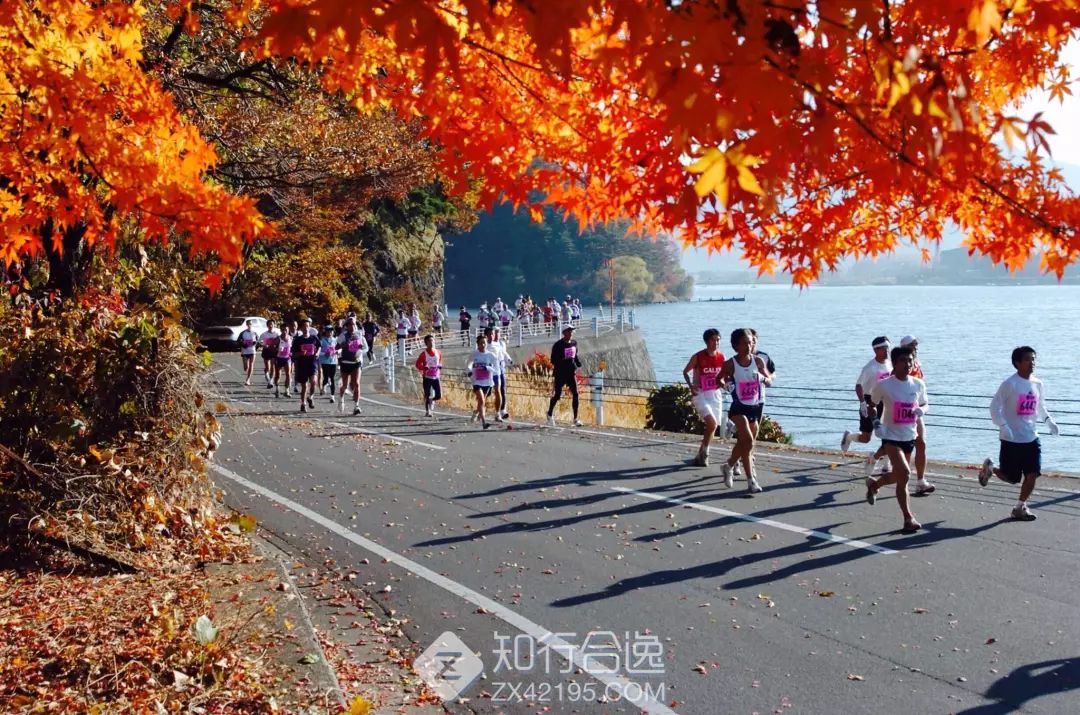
[631,284,1080,472]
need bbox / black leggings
[548,374,579,417]
[321,364,337,391]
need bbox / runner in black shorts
[719,328,772,493]
[290,316,320,412]
[978,346,1059,521]
[547,325,583,427]
[336,317,366,415]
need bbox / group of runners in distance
[456,295,587,345]
[234,310,1060,533]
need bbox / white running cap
[872,338,891,349]
[899,335,918,347]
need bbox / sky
[681,40,1080,273]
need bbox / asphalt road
[208,359,1080,714]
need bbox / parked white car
[199,316,268,352]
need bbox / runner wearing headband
[841,336,893,476]
[683,328,726,468]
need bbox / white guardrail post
[618,309,625,332]
[591,368,605,426]
[629,309,636,329]
[383,346,396,393]
[592,315,599,338]
[398,336,407,364]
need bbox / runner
[458,306,472,347]
[318,324,338,400]
[432,304,445,335]
[682,328,726,467]
[466,333,498,430]
[273,324,293,398]
[285,321,299,395]
[977,346,1060,521]
[719,328,772,493]
[362,313,379,362]
[498,305,513,330]
[841,337,893,469]
[259,319,280,388]
[395,311,412,353]
[336,317,367,415]
[290,316,320,412]
[899,335,935,495]
[488,326,514,421]
[236,319,259,386]
[409,304,422,339]
[414,334,443,417]
[864,345,928,534]
[547,325,583,427]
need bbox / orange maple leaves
[0,0,266,283]
[2,0,1078,283]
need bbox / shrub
[645,384,794,443]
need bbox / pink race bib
[473,366,490,380]
[700,373,718,391]
[322,345,336,356]
[300,343,316,356]
[424,366,440,379]
[737,380,760,403]
[278,345,290,358]
[1016,393,1038,417]
[892,401,917,425]
[564,346,577,360]
[876,371,891,381]
[347,339,361,352]
[242,339,254,347]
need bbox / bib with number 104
[892,401,917,424]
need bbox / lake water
[631,284,1080,473]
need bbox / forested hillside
[445,203,693,305]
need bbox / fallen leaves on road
[847,674,865,681]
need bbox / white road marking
[210,464,677,715]
[611,486,898,555]
[325,421,446,451]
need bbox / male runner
[336,317,367,415]
[978,346,1060,521]
[290,316,320,412]
[415,334,443,417]
[841,337,892,466]
[237,319,259,385]
[719,328,772,493]
[683,328,726,467]
[899,335,936,495]
[259,319,279,388]
[467,333,498,430]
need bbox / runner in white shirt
[467,334,498,430]
[432,305,445,335]
[978,346,1060,521]
[841,336,893,474]
[273,326,293,399]
[259,320,279,388]
[865,345,928,534]
[487,326,514,421]
[395,312,411,351]
[409,305,422,338]
[498,307,513,329]
[718,328,772,493]
[335,317,367,415]
[237,319,259,386]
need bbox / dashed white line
[611,486,898,555]
[211,463,677,715]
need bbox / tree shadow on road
[955,657,1080,715]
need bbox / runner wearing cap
[978,346,1060,521]
[841,337,893,470]
[273,324,293,399]
[236,319,259,386]
[415,334,443,417]
[458,306,472,347]
[899,336,935,495]
[863,345,928,534]
[719,328,772,493]
[290,316,320,412]
[487,326,513,422]
[683,328,726,467]
[336,317,367,415]
[547,325,583,427]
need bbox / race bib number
[876,371,891,381]
[300,343,316,356]
[737,380,760,403]
[278,345,290,358]
[242,339,254,348]
[1016,393,1038,417]
[322,345,336,356]
[700,373,718,391]
[564,346,577,360]
[266,337,279,348]
[892,400,917,424]
[424,366,440,379]
[347,339,361,353]
[473,365,490,380]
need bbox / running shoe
[1011,504,1036,521]
[574,419,584,427]
[692,451,707,467]
[721,463,734,489]
[266,382,273,389]
[501,411,510,420]
[978,458,993,487]
[864,453,876,476]
[482,421,491,430]
[471,411,479,424]
[748,477,763,494]
[864,477,876,505]
[495,414,504,423]
[300,404,307,413]
[547,415,556,427]
[841,431,852,453]
[353,406,361,416]
[732,462,742,477]
[901,518,922,534]
[244,379,251,386]
[913,481,936,496]
[307,396,315,409]
[274,388,280,398]
[328,394,335,403]
[424,408,433,418]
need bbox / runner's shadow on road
[857,518,1011,551]
[453,464,696,500]
[634,486,849,543]
[551,522,858,607]
[954,657,1080,715]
